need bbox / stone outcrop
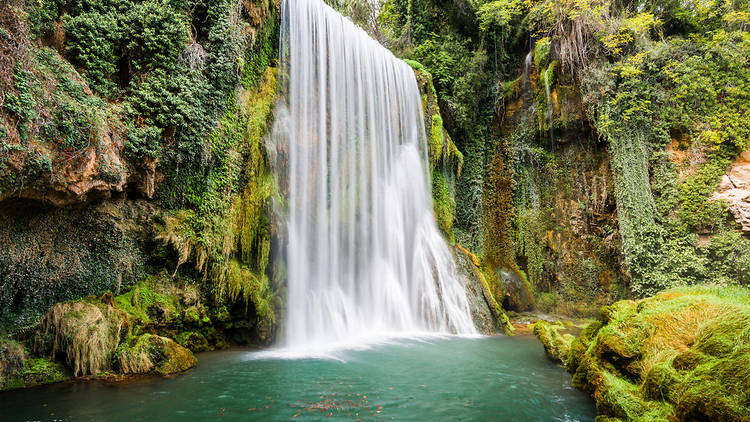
[0,131,129,207]
[454,244,513,335]
[713,149,750,233]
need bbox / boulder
[117,334,196,375]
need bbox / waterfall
[523,51,532,86]
[272,0,477,350]
[544,65,554,144]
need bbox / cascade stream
[273,0,477,350]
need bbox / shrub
[63,11,121,96]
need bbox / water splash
[271,0,477,351]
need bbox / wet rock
[453,245,513,335]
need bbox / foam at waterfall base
[249,332,484,361]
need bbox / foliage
[3,65,37,144]
[124,0,187,74]
[0,45,112,201]
[63,11,121,96]
[581,29,750,296]
[240,13,279,89]
[152,66,281,342]
[27,0,268,211]
[477,0,525,37]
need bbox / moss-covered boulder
[26,275,214,385]
[565,286,750,421]
[112,275,232,351]
[116,334,196,375]
[533,320,574,364]
[453,244,513,335]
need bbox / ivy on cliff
[582,29,750,296]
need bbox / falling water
[523,51,533,86]
[272,0,477,350]
[544,65,555,144]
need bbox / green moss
[477,267,514,334]
[533,320,574,364]
[116,334,196,375]
[533,38,551,71]
[566,286,750,420]
[641,362,681,402]
[502,76,522,101]
[174,331,210,352]
[404,59,428,73]
[566,320,603,373]
[432,171,456,240]
[1,355,68,391]
[114,278,180,325]
[409,61,464,242]
[673,346,750,421]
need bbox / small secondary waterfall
[273,0,477,350]
[544,65,555,144]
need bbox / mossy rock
[566,286,750,421]
[114,278,181,325]
[641,363,681,402]
[566,320,603,374]
[533,320,574,364]
[174,331,210,352]
[1,357,69,391]
[671,350,707,371]
[116,334,196,375]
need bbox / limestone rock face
[453,245,513,335]
[0,122,129,207]
[713,150,750,233]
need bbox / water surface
[0,336,595,421]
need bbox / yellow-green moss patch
[533,320,574,364]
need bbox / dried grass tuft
[36,301,127,376]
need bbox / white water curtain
[272,0,477,349]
